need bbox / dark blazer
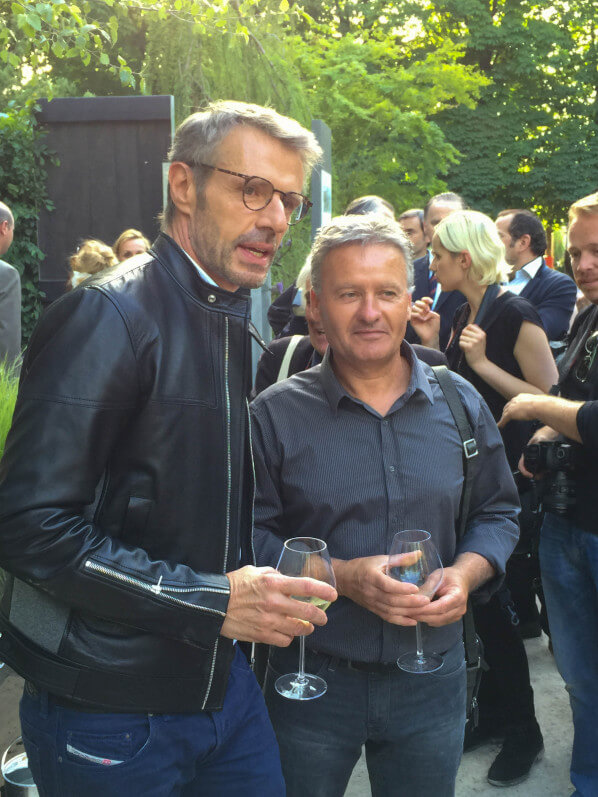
[252,334,448,398]
[406,253,465,351]
[519,260,577,341]
[0,259,21,365]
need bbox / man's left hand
[406,566,469,627]
[498,393,541,428]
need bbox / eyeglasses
[575,330,598,382]
[197,163,311,225]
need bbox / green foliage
[0,358,19,462]
[0,105,52,339]
[410,0,598,226]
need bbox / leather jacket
[0,233,254,713]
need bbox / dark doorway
[36,95,174,303]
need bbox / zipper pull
[151,575,163,595]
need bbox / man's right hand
[220,566,337,647]
[333,555,430,626]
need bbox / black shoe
[487,726,544,787]
[463,722,505,753]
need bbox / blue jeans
[540,513,598,797]
[19,646,285,797]
[264,639,466,797]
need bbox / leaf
[99,52,109,65]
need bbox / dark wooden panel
[36,95,174,124]
[36,96,173,302]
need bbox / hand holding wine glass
[387,529,444,673]
[275,537,337,700]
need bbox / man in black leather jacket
[0,101,335,796]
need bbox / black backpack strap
[431,366,480,669]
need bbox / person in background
[498,191,598,797]
[0,201,21,366]
[495,209,576,341]
[344,195,395,219]
[67,238,118,289]
[398,208,428,260]
[411,209,557,787]
[112,228,151,261]
[406,192,467,350]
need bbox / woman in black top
[411,209,557,467]
[411,209,558,787]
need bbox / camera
[523,441,580,516]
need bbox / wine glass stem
[297,634,308,684]
[415,622,424,660]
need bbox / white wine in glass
[275,537,336,700]
[388,529,444,674]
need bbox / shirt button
[207,294,217,303]
[389,466,395,472]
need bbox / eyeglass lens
[243,176,307,225]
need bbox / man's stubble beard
[189,210,273,291]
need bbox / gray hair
[162,100,322,229]
[310,214,413,294]
[0,201,14,227]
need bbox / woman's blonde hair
[434,209,509,285]
[68,239,118,289]
[112,228,150,260]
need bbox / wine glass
[387,529,444,674]
[275,537,336,700]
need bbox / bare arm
[462,321,558,400]
[499,394,583,443]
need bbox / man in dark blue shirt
[251,213,519,797]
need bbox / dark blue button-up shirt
[250,345,519,662]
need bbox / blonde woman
[411,209,557,467]
[67,239,118,290]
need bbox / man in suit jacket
[496,209,576,341]
[0,202,21,365]
[405,193,467,350]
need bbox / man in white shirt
[496,209,576,341]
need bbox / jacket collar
[150,232,250,318]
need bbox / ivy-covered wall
[0,105,52,341]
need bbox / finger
[278,576,337,603]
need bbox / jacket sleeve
[534,272,577,341]
[0,287,230,650]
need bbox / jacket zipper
[203,315,232,709]
[84,560,227,616]
[246,397,257,671]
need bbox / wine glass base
[275,672,327,700]
[397,652,443,674]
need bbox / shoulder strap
[277,336,303,383]
[432,366,478,540]
[431,365,480,667]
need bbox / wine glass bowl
[388,529,444,674]
[275,537,336,700]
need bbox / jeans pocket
[64,720,150,769]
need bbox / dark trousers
[473,587,538,731]
[19,646,285,797]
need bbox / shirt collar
[319,342,435,414]
[183,250,219,287]
[511,255,543,285]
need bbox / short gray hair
[0,201,14,227]
[162,100,322,229]
[310,214,413,294]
